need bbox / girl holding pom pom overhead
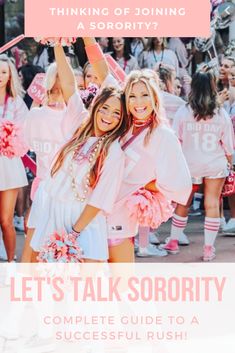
[0,54,28,262]
[31,87,128,262]
[30,44,129,262]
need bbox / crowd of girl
[0,37,235,263]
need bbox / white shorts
[0,156,28,190]
[192,169,229,185]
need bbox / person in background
[168,37,192,97]
[162,70,234,261]
[130,38,147,60]
[174,77,183,97]
[0,54,28,262]
[218,56,235,91]
[111,37,139,74]
[222,63,235,234]
[73,68,85,90]
[139,37,179,76]
[33,44,54,71]
[12,64,45,233]
[18,64,45,108]
[11,47,28,70]
[83,62,101,88]
[96,37,109,53]
[157,64,185,124]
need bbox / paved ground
[136,211,235,263]
[1,210,235,263]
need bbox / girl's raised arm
[54,45,76,103]
[83,37,110,83]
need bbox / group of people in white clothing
[0,37,234,263]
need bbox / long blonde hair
[51,86,129,187]
[43,62,58,91]
[0,54,24,98]
[124,69,164,144]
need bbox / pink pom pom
[80,83,99,108]
[34,37,76,47]
[0,120,28,158]
[126,188,173,228]
[38,230,83,263]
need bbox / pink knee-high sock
[138,226,150,248]
[204,217,220,246]
[170,214,188,241]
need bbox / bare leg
[21,228,35,263]
[0,189,19,262]
[108,238,134,263]
[204,178,225,218]
[174,189,195,217]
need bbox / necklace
[152,49,164,63]
[132,115,153,127]
[69,134,108,202]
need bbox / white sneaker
[222,218,235,235]
[165,232,190,246]
[149,231,160,245]
[17,335,55,353]
[134,238,139,252]
[220,217,226,231]
[136,244,168,257]
[188,206,202,216]
[0,252,17,261]
[14,216,25,232]
[14,215,19,228]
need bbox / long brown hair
[188,70,219,121]
[51,86,129,187]
[147,37,167,52]
[124,69,165,145]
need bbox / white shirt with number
[173,105,235,178]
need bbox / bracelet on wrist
[71,227,81,237]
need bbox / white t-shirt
[173,105,235,177]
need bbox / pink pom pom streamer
[0,120,28,158]
[38,230,83,263]
[126,188,174,228]
[34,37,76,47]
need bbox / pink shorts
[108,237,134,247]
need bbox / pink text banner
[25,0,211,37]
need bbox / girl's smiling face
[96,95,122,136]
[128,81,153,120]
